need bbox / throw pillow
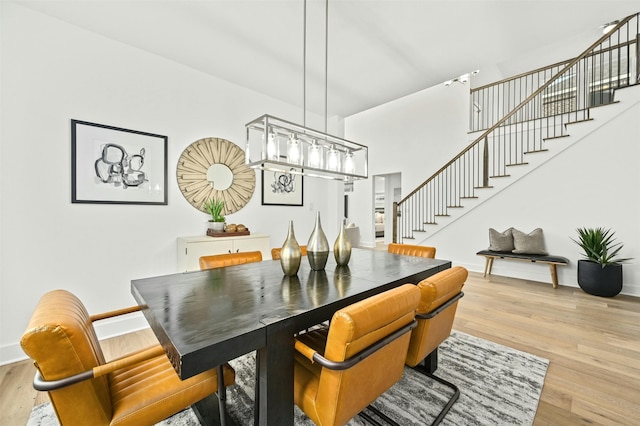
[512,228,548,255]
[488,228,514,252]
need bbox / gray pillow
[512,228,548,255]
[488,228,514,252]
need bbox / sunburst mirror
[176,137,256,214]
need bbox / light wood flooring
[1,272,638,425]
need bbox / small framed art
[261,168,303,206]
[71,119,168,205]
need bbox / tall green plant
[203,197,225,222]
[571,227,631,266]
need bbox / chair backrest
[199,251,263,270]
[388,243,436,258]
[317,284,420,425]
[405,266,468,367]
[271,245,307,260]
[20,290,113,425]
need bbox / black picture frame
[71,119,168,205]
[261,168,304,206]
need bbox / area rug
[28,331,548,425]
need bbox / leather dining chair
[293,284,421,426]
[20,289,235,426]
[388,242,436,258]
[271,245,307,260]
[405,266,468,426]
[199,250,263,270]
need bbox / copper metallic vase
[333,224,352,266]
[280,221,302,276]
[307,212,329,270]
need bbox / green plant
[203,197,225,222]
[571,227,632,266]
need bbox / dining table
[131,248,451,426]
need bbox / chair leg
[410,359,460,426]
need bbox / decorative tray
[206,229,251,237]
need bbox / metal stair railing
[393,12,639,243]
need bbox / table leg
[255,329,295,426]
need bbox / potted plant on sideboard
[204,197,226,232]
[572,227,632,297]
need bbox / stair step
[490,174,511,178]
[474,186,494,189]
[586,100,619,110]
[423,221,438,225]
[565,118,594,126]
[524,149,549,154]
[543,134,570,141]
[403,236,415,240]
[506,162,529,167]
[447,205,464,208]
[460,196,479,199]
[434,214,450,217]
[412,229,426,232]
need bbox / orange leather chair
[20,289,235,426]
[271,245,307,260]
[405,266,468,425]
[388,242,436,258]
[199,250,263,270]
[293,284,421,426]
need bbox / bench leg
[483,257,494,277]
[549,264,559,288]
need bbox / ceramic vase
[280,221,302,276]
[307,212,329,270]
[333,224,352,266]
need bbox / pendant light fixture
[245,0,368,181]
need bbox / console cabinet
[177,234,271,272]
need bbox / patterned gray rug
[28,331,548,425]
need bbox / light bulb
[288,133,301,165]
[343,151,355,174]
[327,145,339,171]
[307,139,322,168]
[267,128,279,160]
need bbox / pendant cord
[324,0,328,133]
[303,0,307,128]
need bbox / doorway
[373,172,401,245]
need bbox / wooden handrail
[399,14,635,206]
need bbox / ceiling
[11,1,640,117]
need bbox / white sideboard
[177,233,271,272]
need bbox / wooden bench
[476,250,569,288]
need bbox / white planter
[208,221,225,232]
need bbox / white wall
[0,3,343,364]
[347,80,640,296]
[346,82,470,247]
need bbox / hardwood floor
[1,272,638,425]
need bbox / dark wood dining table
[131,248,451,425]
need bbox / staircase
[393,12,639,244]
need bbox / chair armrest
[415,292,464,320]
[295,320,417,371]
[294,339,318,362]
[89,305,142,322]
[33,345,165,391]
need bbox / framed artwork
[261,168,304,206]
[71,120,168,205]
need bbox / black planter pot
[577,259,623,297]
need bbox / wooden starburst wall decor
[176,137,256,214]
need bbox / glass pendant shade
[266,128,279,161]
[343,151,355,174]
[326,145,340,172]
[307,140,323,169]
[287,134,302,165]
